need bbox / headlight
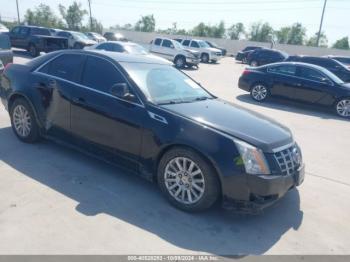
[233,138,270,175]
[211,52,217,56]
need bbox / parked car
[56,30,97,49]
[150,37,200,68]
[8,25,68,57]
[0,33,13,73]
[85,32,106,43]
[205,41,227,56]
[247,49,288,67]
[0,23,9,33]
[327,56,350,68]
[103,32,128,41]
[0,50,304,213]
[286,55,350,82]
[175,38,222,63]
[87,41,149,55]
[236,46,263,63]
[238,62,350,118]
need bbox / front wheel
[158,148,220,212]
[250,83,269,102]
[28,44,39,57]
[335,99,350,118]
[10,98,40,143]
[174,56,185,69]
[201,53,209,63]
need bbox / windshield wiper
[194,96,210,101]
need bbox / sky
[0,0,349,45]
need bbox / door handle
[296,83,302,87]
[73,97,86,104]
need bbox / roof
[261,61,332,71]
[55,49,171,65]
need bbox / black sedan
[0,50,304,213]
[238,62,350,118]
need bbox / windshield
[121,63,213,104]
[72,32,89,40]
[124,44,148,55]
[198,40,210,48]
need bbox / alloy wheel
[13,105,32,138]
[175,57,185,68]
[251,85,268,101]
[336,99,350,117]
[164,157,205,205]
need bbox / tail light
[242,69,251,76]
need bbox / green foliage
[191,21,225,38]
[135,15,156,32]
[306,31,328,48]
[59,1,87,30]
[24,4,64,28]
[332,37,350,50]
[276,23,306,45]
[227,22,245,40]
[0,20,18,30]
[249,22,274,42]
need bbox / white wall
[115,30,350,57]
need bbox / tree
[227,22,245,40]
[191,22,211,37]
[249,22,274,42]
[110,23,133,31]
[333,37,350,50]
[191,21,225,38]
[24,4,64,28]
[135,15,155,32]
[59,1,87,31]
[276,23,306,45]
[89,17,103,34]
[306,31,328,47]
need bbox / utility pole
[16,0,21,24]
[88,0,93,31]
[316,0,327,47]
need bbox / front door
[71,55,145,170]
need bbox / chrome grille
[274,144,302,176]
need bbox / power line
[316,0,328,46]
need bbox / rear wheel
[74,43,83,49]
[158,148,220,212]
[335,98,350,118]
[250,83,269,102]
[10,98,40,143]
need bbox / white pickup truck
[149,37,200,68]
[174,38,222,63]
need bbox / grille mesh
[274,144,302,176]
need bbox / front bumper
[185,57,200,66]
[222,164,305,213]
[210,54,222,61]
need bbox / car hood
[206,47,221,53]
[184,49,200,56]
[161,99,293,152]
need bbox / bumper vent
[274,144,302,176]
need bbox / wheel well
[174,54,185,61]
[334,96,350,105]
[8,94,42,128]
[201,52,209,58]
[250,81,270,91]
[154,144,223,194]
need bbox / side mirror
[320,77,332,85]
[110,83,135,101]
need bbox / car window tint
[19,27,29,36]
[298,67,326,82]
[182,40,190,46]
[96,43,114,51]
[154,38,162,46]
[42,54,84,82]
[162,39,173,48]
[12,27,20,34]
[82,56,126,93]
[31,28,50,36]
[190,41,199,48]
[268,65,296,76]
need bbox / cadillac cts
[0,50,304,213]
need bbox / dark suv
[236,46,263,63]
[247,49,288,67]
[286,56,350,82]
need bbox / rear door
[268,64,299,98]
[294,66,333,104]
[33,53,85,135]
[71,55,145,170]
[9,26,21,47]
[17,27,30,48]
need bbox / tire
[250,60,259,67]
[334,98,350,118]
[10,98,40,143]
[28,44,39,57]
[174,56,185,69]
[201,53,209,63]
[242,57,247,64]
[250,83,270,102]
[74,43,83,49]
[157,147,220,212]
